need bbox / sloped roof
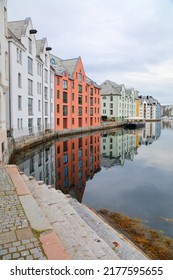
[8,18,30,40]
[100,80,121,95]
[61,58,79,75]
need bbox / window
[63,105,68,116]
[44,87,48,100]
[78,95,82,105]
[63,154,68,164]
[90,88,93,95]
[78,84,82,93]
[17,48,22,64]
[78,73,82,82]
[38,100,41,111]
[63,92,67,103]
[57,90,60,99]
[28,118,33,134]
[110,110,113,115]
[28,38,32,54]
[110,103,113,108]
[45,102,48,115]
[45,54,48,66]
[28,98,33,115]
[37,118,41,132]
[78,107,82,116]
[110,96,113,101]
[72,81,74,89]
[37,63,41,75]
[28,57,33,74]
[63,80,68,90]
[57,104,60,113]
[57,77,60,85]
[72,118,74,124]
[90,108,93,116]
[90,97,93,106]
[18,96,22,110]
[57,118,60,125]
[64,166,68,177]
[18,73,22,88]
[28,79,33,95]
[72,92,74,101]
[44,69,48,83]
[72,106,74,113]
[103,103,106,107]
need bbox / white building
[7,17,54,139]
[139,95,161,120]
[0,0,8,164]
[100,80,136,122]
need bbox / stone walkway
[0,165,148,260]
[0,167,46,260]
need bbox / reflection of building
[101,130,137,168]
[162,120,173,129]
[139,122,161,145]
[55,134,101,202]
[18,145,55,186]
[0,0,8,164]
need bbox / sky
[8,0,173,105]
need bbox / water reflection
[12,122,173,239]
[55,134,101,202]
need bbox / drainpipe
[41,63,44,134]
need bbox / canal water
[11,121,173,239]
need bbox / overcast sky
[8,0,173,104]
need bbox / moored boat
[124,117,145,129]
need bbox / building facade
[0,0,8,164]
[139,96,161,120]
[100,80,137,122]
[50,55,100,130]
[7,17,54,139]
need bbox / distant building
[139,95,161,120]
[7,17,54,139]
[0,0,8,164]
[50,55,100,130]
[100,80,137,122]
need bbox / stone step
[19,194,52,232]
[31,185,120,259]
[68,198,148,260]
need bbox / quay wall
[8,122,125,161]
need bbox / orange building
[50,55,100,130]
[55,134,101,202]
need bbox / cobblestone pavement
[0,167,47,260]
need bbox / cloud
[8,0,173,104]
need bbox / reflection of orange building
[55,134,100,202]
[50,55,100,130]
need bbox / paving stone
[21,251,30,257]
[12,252,20,259]
[9,247,17,253]
[16,228,33,241]
[0,231,17,245]
[17,245,25,251]
[3,254,11,260]
[0,249,8,256]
